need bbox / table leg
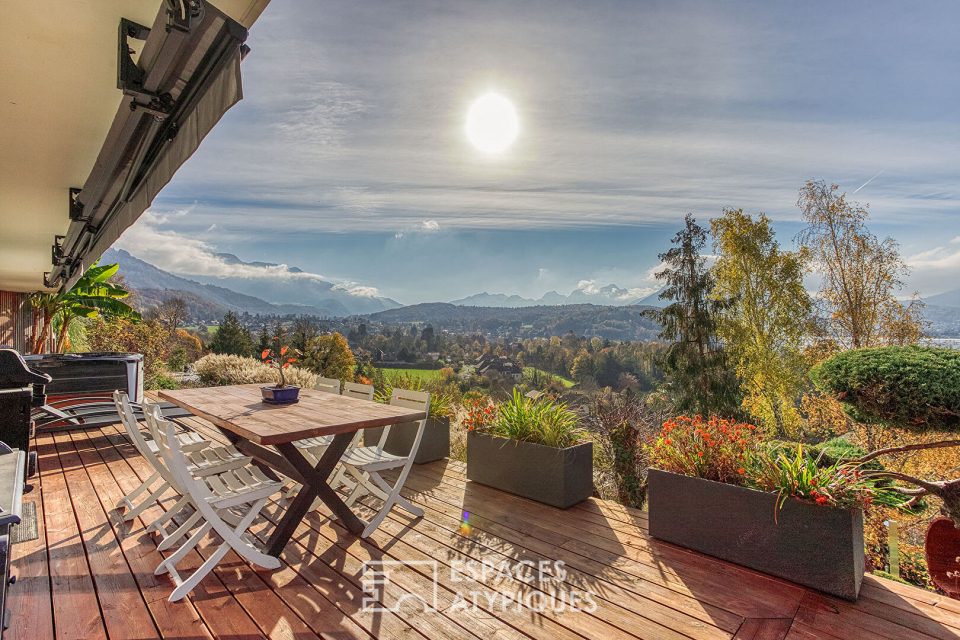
[265,433,366,556]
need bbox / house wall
[0,290,35,353]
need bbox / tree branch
[852,439,960,464]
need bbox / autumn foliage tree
[711,209,812,436]
[303,332,356,382]
[796,180,925,350]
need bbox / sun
[465,92,519,154]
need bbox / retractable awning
[0,0,270,293]
[51,2,247,290]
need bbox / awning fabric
[52,2,248,290]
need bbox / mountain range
[103,249,399,319]
[451,285,663,308]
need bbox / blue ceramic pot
[261,385,300,404]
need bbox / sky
[117,0,960,305]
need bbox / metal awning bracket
[118,18,173,118]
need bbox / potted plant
[364,391,453,463]
[260,345,301,404]
[466,389,592,508]
[646,415,894,601]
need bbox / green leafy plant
[374,369,455,418]
[481,388,583,448]
[811,346,960,430]
[750,445,877,510]
[30,262,139,353]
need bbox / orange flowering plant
[649,415,899,510]
[463,396,496,432]
[648,415,759,485]
[261,344,300,388]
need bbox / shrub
[810,346,960,429]
[648,415,760,485]
[478,388,584,449]
[373,369,456,418]
[585,390,665,508]
[194,354,317,388]
[749,445,877,510]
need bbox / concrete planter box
[466,431,593,508]
[364,416,450,464]
[647,468,865,600]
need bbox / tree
[29,262,139,353]
[797,180,925,349]
[290,316,319,353]
[649,214,740,416]
[208,312,254,356]
[711,209,812,436]
[257,323,271,353]
[303,332,356,381]
[156,297,188,333]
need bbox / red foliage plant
[648,415,761,485]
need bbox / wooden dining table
[158,383,427,556]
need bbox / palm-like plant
[30,263,140,353]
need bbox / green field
[523,366,577,388]
[378,367,442,383]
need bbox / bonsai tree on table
[260,343,302,403]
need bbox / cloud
[420,220,440,232]
[332,282,381,298]
[114,210,384,297]
[950,236,960,245]
[906,244,960,295]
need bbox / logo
[360,558,597,615]
[361,560,440,613]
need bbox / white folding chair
[113,391,209,522]
[313,377,341,394]
[147,411,283,602]
[285,382,374,499]
[116,393,249,551]
[341,388,429,537]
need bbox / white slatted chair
[112,391,212,522]
[285,382,375,499]
[313,377,341,394]
[341,388,429,537]
[146,408,283,602]
[115,393,249,551]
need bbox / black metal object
[0,449,27,638]
[466,432,593,509]
[364,416,451,464]
[220,431,366,555]
[24,352,142,401]
[647,468,865,600]
[0,350,51,481]
[48,0,250,290]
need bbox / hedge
[810,346,960,430]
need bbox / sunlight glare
[465,93,519,154]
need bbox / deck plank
[7,437,54,640]
[48,430,161,640]
[6,413,960,640]
[36,430,108,640]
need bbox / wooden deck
[8,413,960,640]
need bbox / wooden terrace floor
[7,412,960,640]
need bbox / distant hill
[926,288,960,309]
[104,249,347,320]
[368,302,661,341]
[104,249,400,319]
[451,284,655,308]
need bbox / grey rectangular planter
[466,431,593,509]
[364,416,450,464]
[647,468,864,600]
